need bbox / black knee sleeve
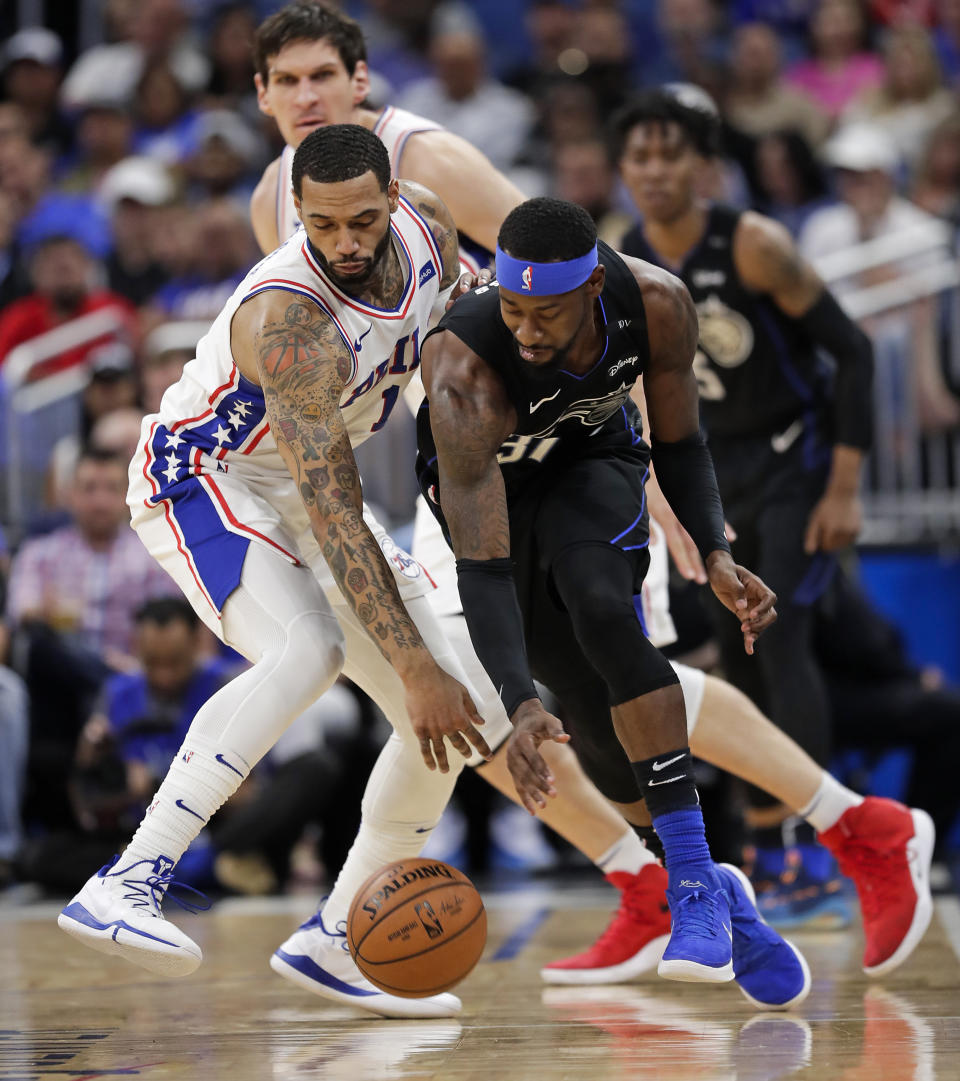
[550,543,678,706]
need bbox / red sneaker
[818,797,935,977]
[541,864,672,985]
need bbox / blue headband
[495,244,598,296]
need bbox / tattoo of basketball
[347,568,368,593]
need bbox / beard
[512,322,581,383]
[307,228,394,294]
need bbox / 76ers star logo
[522,265,533,291]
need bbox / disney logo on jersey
[608,355,639,378]
[527,382,632,439]
[379,534,423,580]
[692,269,726,289]
[696,294,753,369]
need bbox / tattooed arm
[422,331,570,813]
[231,291,491,771]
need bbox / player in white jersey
[57,124,511,1019]
[243,2,934,991]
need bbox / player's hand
[804,490,862,554]
[404,664,492,772]
[446,268,494,310]
[706,551,777,655]
[506,699,571,814]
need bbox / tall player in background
[613,86,885,920]
[250,3,934,991]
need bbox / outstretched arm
[231,292,490,771]
[422,330,569,810]
[735,212,872,552]
[625,256,778,653]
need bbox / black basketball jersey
[621,204,830,440]
[416,240,651,502]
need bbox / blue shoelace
[672,888,722,938]
[102,856,211,916]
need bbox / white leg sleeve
[125,544,346,868]
[669,660,707,737]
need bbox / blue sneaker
[747,844,852,930]
[718,863,811,1011]
[657,871,734,983]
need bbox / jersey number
[370,385,400,432]
[497,434,559,465]
[692,349,726,401]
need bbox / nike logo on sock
[175,799,205,821]
[652,753,685,771]
[215,753,245,778]
[647,774,685,786]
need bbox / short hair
[292,124,390,197]
[253,1,366,83]
[610,87,722,160]
[75,444,126,471]
[135,596,199,629]
[497,197,597,262]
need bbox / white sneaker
[270,910,462,1019]
[58,854,205,977]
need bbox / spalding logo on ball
[348,858,487,997]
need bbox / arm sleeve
[456,557,538,718]
[650,433,731,562]
[796,290,873,450]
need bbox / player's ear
[352,60,371,105]
[387,178,400,213]
[293,190,302,222]
[585,264,605,299]
[254,72,273,116]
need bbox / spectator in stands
[58,94,136,197]
[786,0,884,119]
[752,129,833,235]
[934,0,960,86]
[505,0,578,96]
[0,28,72,159]
[203,3,259,121]
[99,156,176,307]
[0,188,29,310]
[552,138,633,246]
[642,0,731,95]
[911,113,960,223]
[144,198,257,324]
[724,22,832,149]
[0,234,135,380]
[570,4,635,116]
[5,447,176,831]
[0,132,53,232]
[844,22,956,171]
[397,16,536,172]
[800,123,960,432]
[184,110,266,201]
[131,60,202,166]
[730,0,818,63]
[89,406,148,465]
[60,0,210,113]
[140,321,205,414]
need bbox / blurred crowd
[1,0,959,897]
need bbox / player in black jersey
[613,86,874,916]
[416,197,813,998]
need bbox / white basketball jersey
[141,195,444,502]
[276,107,442,243]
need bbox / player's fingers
[432,738,450,774]
[447,731,472,759]
[803,515,820,555]
[522,742,556,789]
[462,725,493,759]
[418,738,436,771]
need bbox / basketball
[347,858,487,997]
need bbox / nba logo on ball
[348,858,487,997]
[522,265,533,291]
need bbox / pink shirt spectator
[6,525,177,656]
[787,53,885,116]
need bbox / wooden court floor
[3,881,960,1080]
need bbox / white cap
[1,28,63,69]
[823,124,899,174]
[100,156,175,211]
[144,320,209,360]
[196,110,263,164]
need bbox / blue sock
[653,807,717,890]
